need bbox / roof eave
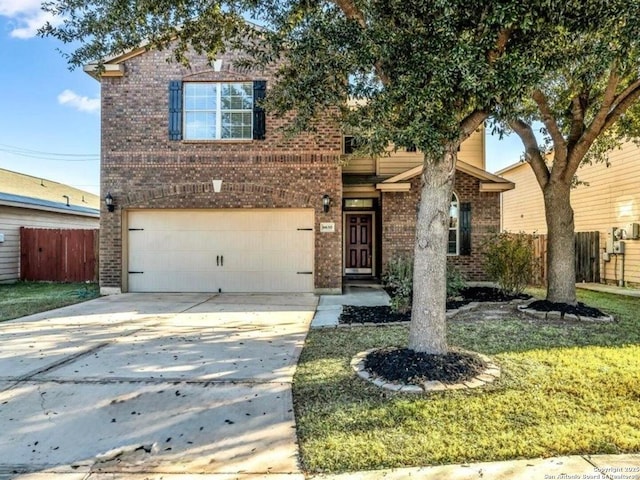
[0,199,100,218]
[376,183,412,192]
[84,63,126,80]
[381,160,514,188]
[479,181,515,192]
[495,161,528,176]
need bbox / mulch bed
[525,299,606,318]
[339,286,530,324]
[349,287,607,387]
[341,305,409,324]
[364,347,486,384]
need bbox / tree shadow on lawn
[295,289,640,396]
[293,290,640,473]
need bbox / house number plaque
[320,222,335,233]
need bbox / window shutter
[168,80,183,141]
[253,80,267,140]
[460,202,472,255]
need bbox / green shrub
[382,256,468,313]
[382,256,413,313]
[483,232,535,295]
[446,265,467,298]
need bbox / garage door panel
[129,270,223,293]
[221,271,312,293]
[127,209,315,293]
[217,231,253,250]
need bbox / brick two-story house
[87,46,513,295]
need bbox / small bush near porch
[293,289,640,473]
[0,282,100,322]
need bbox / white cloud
[58,89,100,113]
[0,0,43,17]
[0,0,62,39]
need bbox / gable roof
[496,161,530,176]
[0,168,100,217]
[378,160,515,192]
[84,22,266,80]
[83,47,146,79]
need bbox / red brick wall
[381,171,501,281]
[99,48,343,292]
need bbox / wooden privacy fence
[20,228,99,282]
[529,231,600,286]
[530,234,547,286]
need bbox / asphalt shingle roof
[0,168,100,216]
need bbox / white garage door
[127,209,314,293]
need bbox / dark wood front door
[345,214,373,274]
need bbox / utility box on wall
[613,241,625,254]
[629,223,640,240]
[606,227,617,253]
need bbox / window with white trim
[184,82,253,140]
[448,193,459,255]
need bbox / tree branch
[487,29,511,64]
[601,77,640,132]
[333,0,366,27]
[532,89,566,152]
[510,119,551,189]
[569,63,620,158]
[331,0,390,85]
[566,94,586,149]
[459,110,488,143]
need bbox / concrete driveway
[0,293,317,480]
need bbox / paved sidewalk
[311,285,390,328]
[577,282,640,298]
[310,454,640,480]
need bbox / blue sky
[0,1,101,194]
[0,2,524,198]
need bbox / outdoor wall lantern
[322,194,331,213]
[105,192,115,212]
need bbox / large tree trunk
[409,150,456,354]
[544,180,577,305]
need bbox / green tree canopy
[41,0,633,352]
[491,2,640,304]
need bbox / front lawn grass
[293,290,640,473]
[0,281,100,322]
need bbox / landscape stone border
[517,304,614,322]
[350,348,501,393]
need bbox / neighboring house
[0,168,100,283]
[87,46,513,295]
[499,142,640,287]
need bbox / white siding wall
[0,206,99,283]
[501,142,640,286]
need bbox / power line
[0,143,99,162]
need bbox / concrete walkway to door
[0,293,317,480]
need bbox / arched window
[448,193,459,255]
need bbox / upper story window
[169,80,266,142]
[343,136,356,154]
[184,82,254,140]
